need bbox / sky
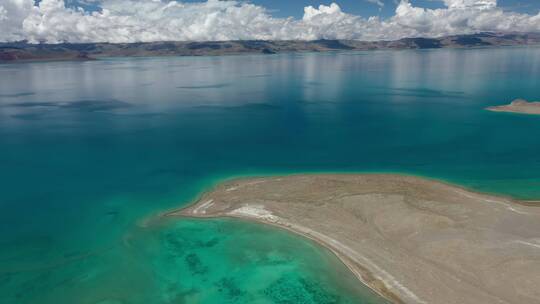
[224,0,534,17]
[255,0,539,17]
[62,0,448,17]
[1,0,540,43]
[64,0,540,18]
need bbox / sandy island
[486,99,540,115]
[167,174,540,304]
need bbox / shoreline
[179,212,404,303]
[486,99,540,115]
[167,173,540,304]
[170,171,540,211]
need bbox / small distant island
[170,174,540,304]
[1,32,539,63]
[487,99,540,115]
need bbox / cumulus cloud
[0,0,538,43]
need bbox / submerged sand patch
[168,174,540,304]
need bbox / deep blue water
[1,47,540,303]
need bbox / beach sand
[168,174,540,304]
[487,99,540,115]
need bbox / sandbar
[487,99,540,115]
[168,174,540,304]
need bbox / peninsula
[169,174,540,304]
[1,32,539,63]
[487,99,540,115]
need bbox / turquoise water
[1,47,540,303]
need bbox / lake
[1,47,540,303]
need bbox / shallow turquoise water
[1,47,540,303]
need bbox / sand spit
[486,99,540,115]
[168,174,540,304]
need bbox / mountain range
[1,32,539,63]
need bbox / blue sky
[227,0,445,18]
[193,1,540,18]
[63,0,540,18]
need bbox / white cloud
[365,0,385,9]
[0,0,538,43]
[443,0,496,9]
[303,3,343,21]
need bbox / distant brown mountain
[1,32,539,63]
